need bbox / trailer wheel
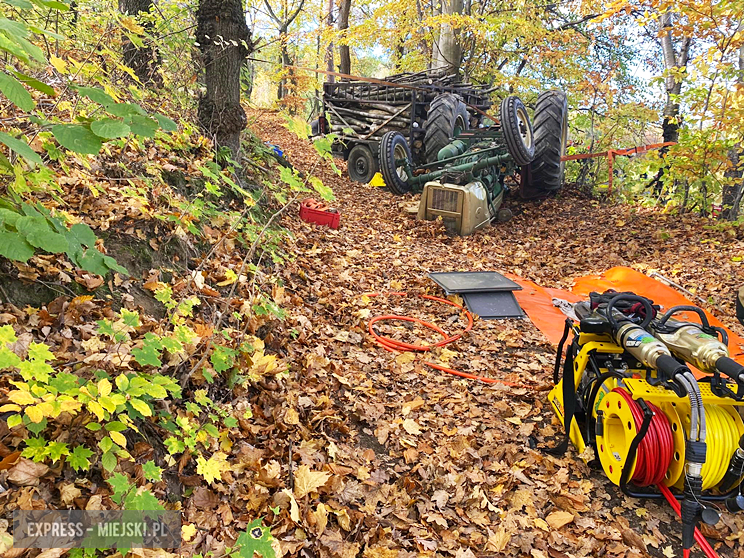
[347,144,378,183]
[500,96,535,166]
[379,131,412,195]
[424,93,469,163]
[522,90,569,192]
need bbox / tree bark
[119,0,163,87]
[721,42,744,220]
[431,0,463,74]
[337,0,351,76]
[325,0,335,83]
[650,12,691,195]
[196,0,252,159]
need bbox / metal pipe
[409,153,511,186]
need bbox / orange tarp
[507,266,744,365]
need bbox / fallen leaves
[7,458,49,486]
[293,465,331,498]
[546,510,575,530]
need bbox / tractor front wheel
[379,131,413,195]
[500,95,535,166]
[347,144,378,183]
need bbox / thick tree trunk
[337,0,351,76]
[431,0,462,74]
[196,0,252,159]
[119,0,163,87]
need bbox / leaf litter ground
[0,107,742,558]
[244,109,744,558]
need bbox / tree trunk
[196,0,252,159]
[337,0,351,76]
[119,0,163,87]
[431,0,463,74]
[325,0,335,82]
[277,28,291,100]
[651,13,691,195]
[722,43,744,220]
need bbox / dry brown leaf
[293,465,330,498]
[59,483,82,506]
[485,527,511,552]
[546,510,575,530]
[402,418,422,435]
[7,458,49,486]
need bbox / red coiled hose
[613,388,674,486]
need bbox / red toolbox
[299,198,340,229]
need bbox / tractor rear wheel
[379,131,413,195]
[347,144,378,183]
[500,95,535,166]
[424,93,469,163]
[523,90,568,192]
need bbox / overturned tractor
[376,91,568,235]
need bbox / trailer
[315,68,493,183]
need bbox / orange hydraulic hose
[366,292,528,389]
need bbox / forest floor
[243,109,744,558]
[1,107,744,558]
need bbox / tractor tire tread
[424,93,469,163]
[527,90,568,191]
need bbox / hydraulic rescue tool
[548,291,744,558]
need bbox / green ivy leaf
[101,450,117,472]
[0,230,34,262]
[78,248,108,275]
[0,347,21,369]
[154,113,177,132]
[0,131,42,164]
[68,445,93,471]
[142,460,163,482]
[0,71,34,111]
[123,487,164,511]
[163,436,185,455]
[107,472,132,504]
[309,176,334,202]
[233,519,276,558]
[67,222,97,247]
[107,102,145,118]
[46,441,70,463]
[210,345,235,373]
[52,124,102,155]
[91,118,130,139]
[73,85,114,107]
[11,70,55,96]
[24,227,69,253]
[21,437,49,462]
[128,115,158,138]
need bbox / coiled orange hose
[366,292,526,388]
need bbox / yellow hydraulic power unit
[548,291,744,558]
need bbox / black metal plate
[462,291,524,319]
[429,271,522,294]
